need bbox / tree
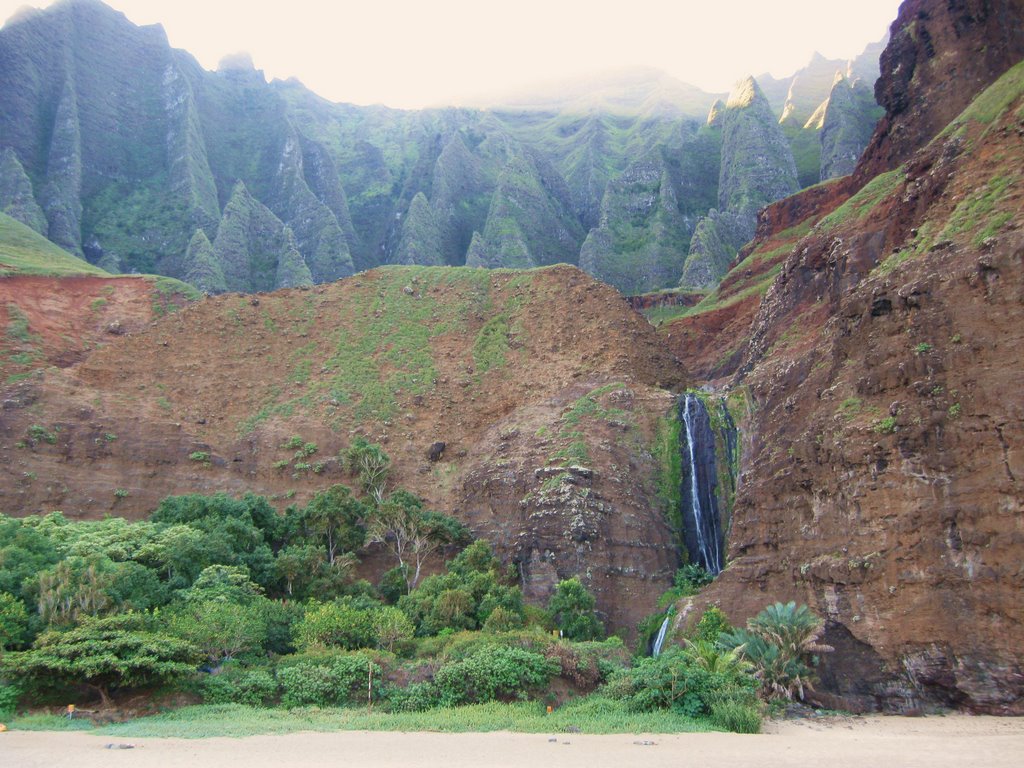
[300,485,366,566]
[367,491,469,592]
[274,543,324,597]
[547,577,605,641]
[0,592,29,652]
[1,613,201,706]
[293,599,376,651]
[164,601,269,668]
[372,606,414,653]
[343,438,391,504]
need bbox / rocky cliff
[665,0,1024,714]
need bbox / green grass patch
[816,168,905,233]
[0,213,109,277]
[88,699,712,739]
[941,175,1015,245]
[942,60,1024,134]
[7,713,98,732]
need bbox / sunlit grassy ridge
[0,213,109,277]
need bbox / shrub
[198,665,279,706]
[0,683,21,717]
[293,599,376,651]
[482,606,524,633]
[383,680,441,712]
[548,577,604,641]
[276,651,381,708]
[718,601,832,701]
[602,646,756,718]
[691,607,732,643]
[432,646,558,706]
[372,606,414,653]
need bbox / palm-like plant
[718,601,833,701]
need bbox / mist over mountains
[0,0,883,295]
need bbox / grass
[0,213,109,277]
[942,60,1024,137]
[815,168,905,233]
[6,699,716,738]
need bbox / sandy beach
[2,715,1023,768]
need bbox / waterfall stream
[652,614,671,657]
[679,393,725,575]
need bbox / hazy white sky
[0,0,903,108]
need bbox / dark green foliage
[675,564,713,594]
[547,577,605,641]
[299,484,367,566]
[367,490,470,592]
[148,494,279,589]
[602,645,757,720]
[0,515,60,602]
[197,663,279,707]
[276,650,380,707]
[0,683,21,717]
[182,229,226,294]
[0,591,30,651]
[166,599,270,666]
[432,646,558,706]
[1,613,202,704]
[398,541,523,636]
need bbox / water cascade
[652,614,671,657]
[678,393,726,575]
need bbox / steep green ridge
[679,79,798,289]
[0,0,882,296]
[819,77,885,180]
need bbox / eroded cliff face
[857,0,1024,180]
[661,0,1024,713]
[0,265,686,633]
[686,64,1024,714]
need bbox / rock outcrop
[856,0,1024,180]
[678,78,798,289]
[819,75,884,181]
[0,265,688,633]
[670,0,1024,713]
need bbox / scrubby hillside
[0,265,687,631]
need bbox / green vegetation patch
[816,168,905,233]
[79,699,713,738]
[943,60,1024,133]
[548,383,632,466]
[0,213,108,277]
[941,174,1015,246]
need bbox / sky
[0,0,904,109]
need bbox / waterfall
[652,614,671,657]
[679,393,725,575]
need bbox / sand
[2,715,1023,768]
